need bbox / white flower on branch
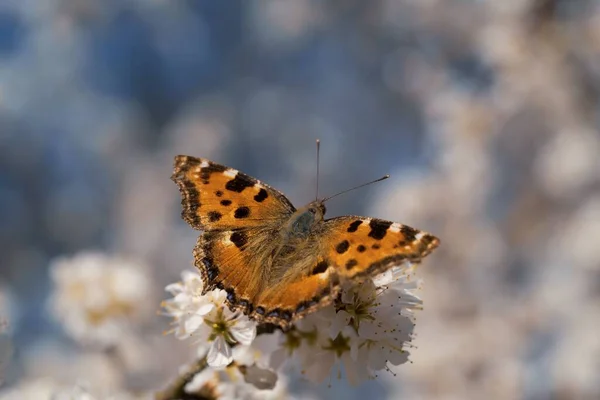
[162,270,257,369]
[162,270,217,339]
[288,262,422,385]
[163,261,422,388]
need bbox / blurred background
[1,0,600,399]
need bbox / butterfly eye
[308,208,317,214]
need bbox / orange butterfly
[172,149,439,329]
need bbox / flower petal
[195,302,216,316]
[230,318,257,345]
[269,348,287,370]
[207,335,232,368]
[329,311,351,339]
[342,352,369,386]
[165,282,183,295]
[183,314,205,336]
[303,351,335,383]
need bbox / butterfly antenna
[322,174,390,203]
[315,139,321,202]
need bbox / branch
[155,357,209,400]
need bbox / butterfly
[171,154,439,329]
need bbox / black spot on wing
[311,260,329,275]
[368,219,392,240]
[220,199,232,206]
[346,259,358,270]
[296,300,318,313]
[208,211,222,222]
[265,308,292,322]
[336,240,350,254]
[254,188,268,202]
[204,163,227,174]
[347,220,363,232]
[225,174,255,193]
[280,310,292,322]
[203,257,219,281]
[357,244,366,252]
[226,288,236,304]
[268,308,292,321]
[239,299,253,314]
[230,231,248,249]
[400,225,419,241]
[234,206,250,218]
[215,190,223,197]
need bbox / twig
[155,357,209,400]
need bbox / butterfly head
[307,200,326,219]
[287,200,327,237]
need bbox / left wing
[171,155,296,231]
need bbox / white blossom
[165,263,421,387]
[48,252,151,347]
[232,330,283,370]
[162,270,257,369]
[161,270,217,339]
[290,261,422,385]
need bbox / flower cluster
[161,261,422,395]
[280,261,421,385]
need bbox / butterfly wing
[194,226,273,309]
[172,155,300,325]
[248,216,439,329]
[171,155,296,230]
[321,216,439,280]
[195,226,340,329]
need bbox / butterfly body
[172,155,439,329]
